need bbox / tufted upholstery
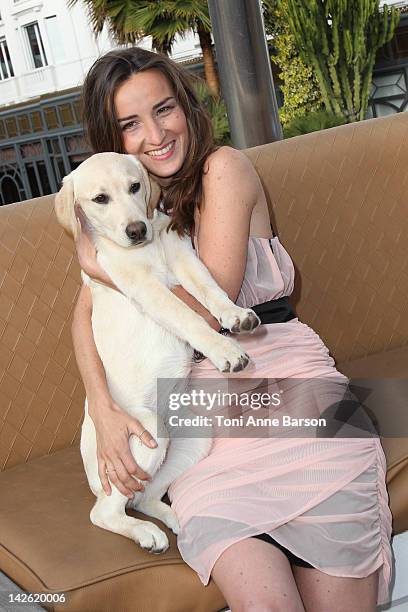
[0,195,83,470]
[245,113,408,364]
[0,114,407,610]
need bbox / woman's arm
[76,211,220,329]
[171,285,220,331]
[197,147,261,297]
[72,284,111,403]
[168,148,262,326]
[72,284,157,497]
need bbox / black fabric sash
[193,297,296,362]
[252,296,296,324]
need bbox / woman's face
[114,69,189,184]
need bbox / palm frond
[68,0,212,52]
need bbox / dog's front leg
[163,235,260,333]
[90,489,170,553]
[97,256,249,372]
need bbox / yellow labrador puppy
[55,152,260,553]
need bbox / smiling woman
[115,73,188,180]
[72,46,393,611]
[81,48,216,237]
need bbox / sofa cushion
[338,345,408,379]
[338,346,408,534]
[0,446,226,612]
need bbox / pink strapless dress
[167,237,392,605]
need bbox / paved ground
[0,572,44,612]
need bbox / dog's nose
[126,222,147,242]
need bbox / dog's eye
[93,193,109,204]
[130,182,140,194]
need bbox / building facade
[369,2,408,117]
[0,0,117,107]
[2,1,408,205]
[0,0,202,205]
[0,0,200,107]
[0,89,90,204]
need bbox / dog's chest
[149,234,178,287]
[143,234,178,286]
[89,233,187,368]
[99,235,177,288]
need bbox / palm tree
[168,1,220,96]
[69,0,220,95]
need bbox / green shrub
[193,81,230,145]
[283,110,346,138]
[263,0,323,126]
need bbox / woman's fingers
[109,458,145,497]
[74,207,87,244]
[74,221,114,285]
[117,418,158,482]
[98,446,152,497]
[75,205,89,233]
[99,457,143,498]
[75,216,82,242]
[98,456,112,496]
[76,228,96,268]
[128,419,158,450]
[121,445,152,483]
[94,410,158,498]
[74,206,98,274]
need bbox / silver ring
[137,429,147,440]
[105,467,116,475]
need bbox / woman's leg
[292,566,379,612]
[211,537,305,612]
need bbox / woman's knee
[211,538,305,612]
[292,566,378,612]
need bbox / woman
[73,47,392,611]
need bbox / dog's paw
[133,522,169,554]
[208,336,250,373]
[138,500,180,535]
[220,308,260,334]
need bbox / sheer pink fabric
[168,237,392,605]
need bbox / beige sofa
[0,114,407,611]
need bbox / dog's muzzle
[126,221,147,244]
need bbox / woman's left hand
[75,208,114,285]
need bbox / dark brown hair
[81,47,218,236]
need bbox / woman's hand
[75,207,114,286]
[89,396,158,497]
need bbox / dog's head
[55,152,161,247]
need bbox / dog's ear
[54,175,79,240]
[147,177,162,219]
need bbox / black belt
[193,297,296,362]
[252,296,296,324]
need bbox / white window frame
[0,37,14,80]
[24,21,48,69]
[44,15,65,65]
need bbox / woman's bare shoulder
[202,146,261,201]
[203,145,257,176]
[202,146,271,238]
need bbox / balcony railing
[0,59,93,107]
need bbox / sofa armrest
[338,346,408,534]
